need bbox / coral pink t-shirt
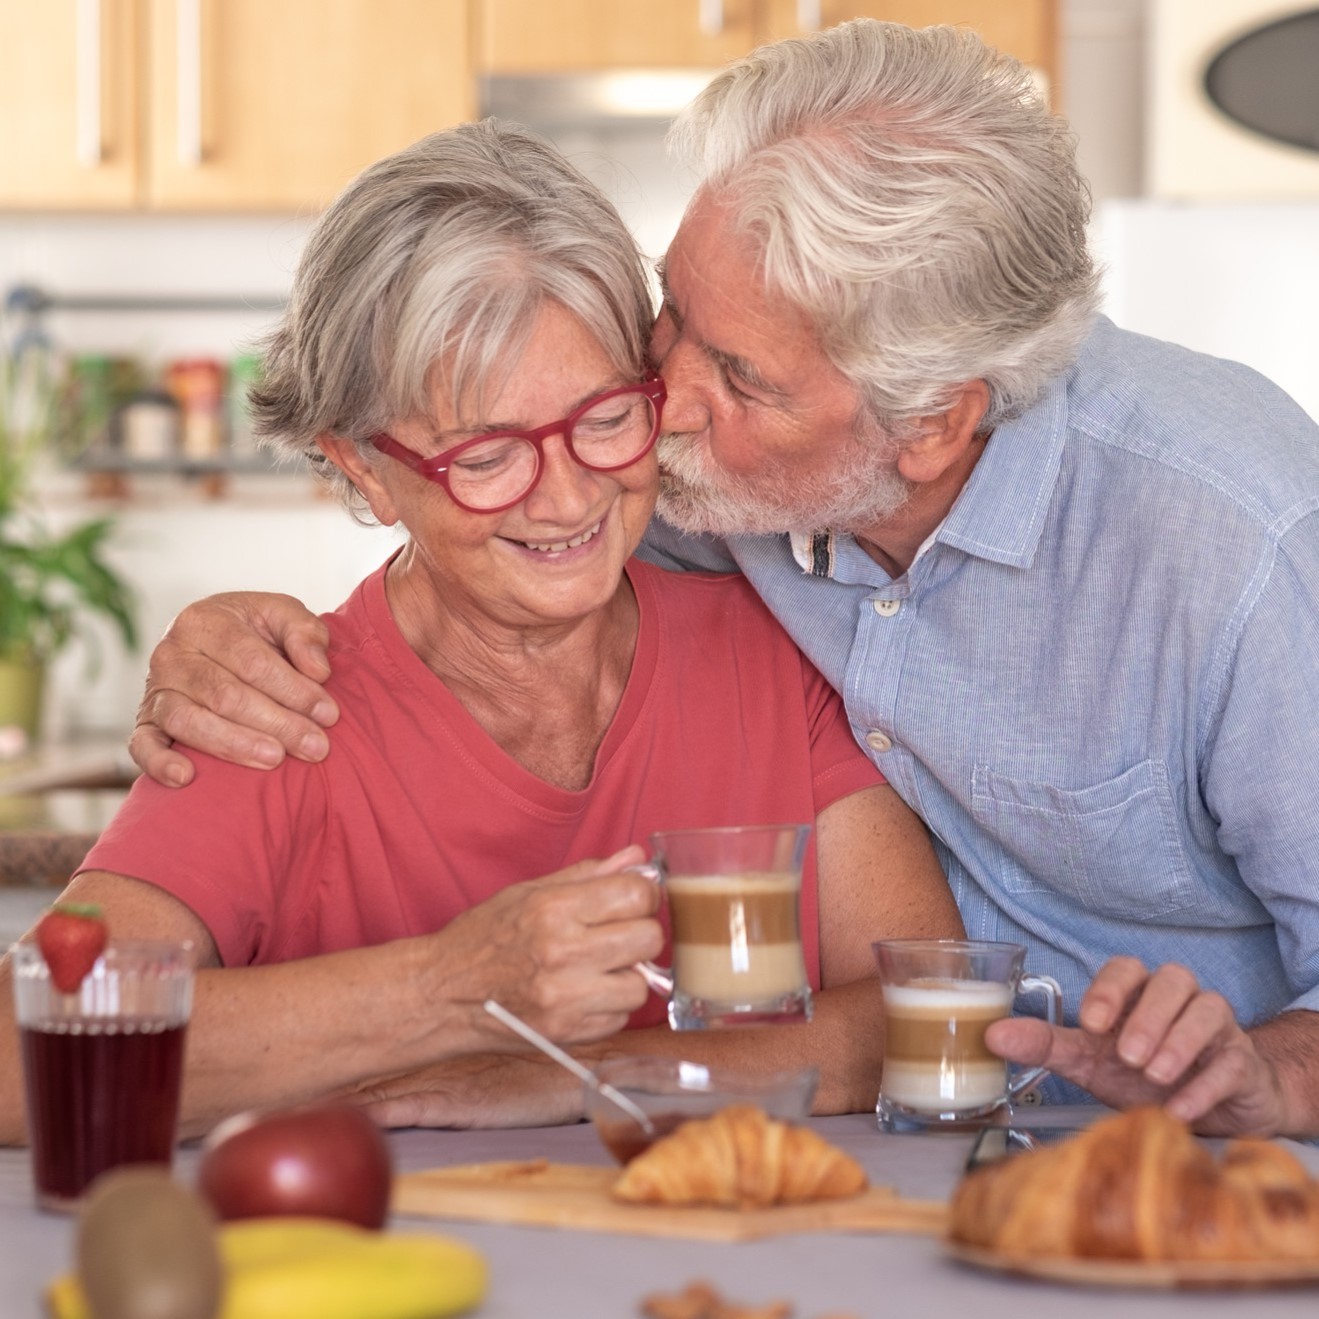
[83,558,882,1027]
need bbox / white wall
[6,0,1319,739]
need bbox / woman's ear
[315,434,400,526]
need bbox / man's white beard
[655,431,913,538]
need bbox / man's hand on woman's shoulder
[130,591,339,786]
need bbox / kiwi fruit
[77,1167,223,1319]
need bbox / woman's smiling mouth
[517,520,604,554]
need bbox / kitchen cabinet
[0,2,141,208]
[761,2,1057,95]
[477,1,760,71]
[479,1,1056,102]
[0,0,474,212]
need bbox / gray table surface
[4,1109,1319,1318]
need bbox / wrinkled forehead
[662,193,826,375]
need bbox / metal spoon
[483,999,655,1135]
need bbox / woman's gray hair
[251,119,653,509]
[668,19,1101,436]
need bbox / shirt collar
[937,373,1069,570]
[790,371,1070,579]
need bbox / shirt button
[865,730,892,753]
[873,599,900,617]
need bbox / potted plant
[0,337,137,742]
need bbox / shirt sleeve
[1203,507,1319,1013]
[77,753,329,966]
[798,649,887,815]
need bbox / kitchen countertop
[0,739,136,890]
[4,1111,1319,1318]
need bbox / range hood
[481,70,717,127]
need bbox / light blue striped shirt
[642,317,1319,1103]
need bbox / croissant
[611,1104,867,1209]
[949,1106,1319,1262]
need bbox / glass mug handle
[1006,973,1064,1100]
[623,862,672,996]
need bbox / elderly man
[130,21,1319,1137]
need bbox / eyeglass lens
[448,390,658,510]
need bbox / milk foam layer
[672,942,807,1004]
[883,979,1013,1014]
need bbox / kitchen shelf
[5,283,286,318]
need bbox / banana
[46,1218,487,1319]
[225,1232,487,1319]
[43,1273,88,1319]
[219,1216,376,1269]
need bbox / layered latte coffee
[667,871,807,1006]
[881,978,1012,1115]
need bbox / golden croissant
[611,1104,867,1209]
[949,1106,1319,1262]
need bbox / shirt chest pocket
[970,759,1197,920]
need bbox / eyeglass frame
[368,371,667,513]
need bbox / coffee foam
[883,979,1012,1014]
[665,872,798,895]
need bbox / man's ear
[315,434,401,526]
[896,380,991,485]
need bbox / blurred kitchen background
[2,0,1318,753]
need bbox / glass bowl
[585,1057,819,1164]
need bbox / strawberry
[35,903,108,994]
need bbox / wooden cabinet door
[759,1,1058,99]
[0,0,141,209]
[478,0,760,71]
[144,0,474,211]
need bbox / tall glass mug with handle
[872,939,1062,1132]
[633,824,813,1029]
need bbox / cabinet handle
[797,0,821,33]
[75,0,102,167]
[699,0,723,38]
[176,0,203,167]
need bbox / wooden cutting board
[392,1159,948,1242]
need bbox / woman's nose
[522,433,599,518]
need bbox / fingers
[1077,955,1148,1033]
[127,721,197,788]
[1084,960,1234,1088]
[984,1015,1059,1069]
[131,592,341,772]
[1131,982,1234,1086]
[1163,1036,1257,1127]
[455,866,664,1045]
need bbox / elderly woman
[0,121,958,1142]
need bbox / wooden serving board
[392,1160,948,1242]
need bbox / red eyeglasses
[369,372,666,513]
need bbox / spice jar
[119,390,181,462]
[165,358,226,460]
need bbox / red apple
[197,1101,392,1229]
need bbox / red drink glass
[11,939,194,1212]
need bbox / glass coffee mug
[633,824,813,1029]
[12,938,195,1211]
[872,938,1062,1131]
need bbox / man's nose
[649,320,709,437]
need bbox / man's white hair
[668,19,1101,436]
